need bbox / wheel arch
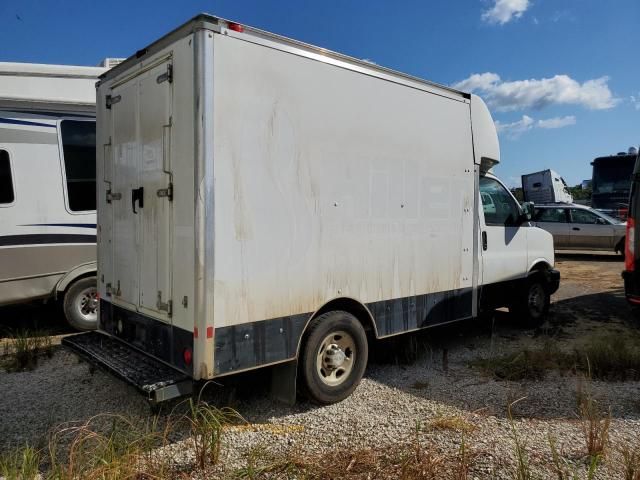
[54,261,97,299]
[295,296,378,358]
[528,259,553,274]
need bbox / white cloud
[453,72,618,111]
[453,72,501,92]
[495,115,534,137]
[495,115,576,138]
[537,115,576,129]
[631,94,640,110]
[482,0,530,25]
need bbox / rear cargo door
[109,58,173,320]
[137,62,173,318]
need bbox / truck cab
[479,170,559,325]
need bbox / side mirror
[595,217,608,225]
[521,201,534,221]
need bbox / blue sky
[1,0,637,187]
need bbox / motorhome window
[534,208,567,223]
[61,120,96,211]
[479,176,520,226]
[0,150,14,204]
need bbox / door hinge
[106,189,122,203]
[157,291,172,317]
[156,182,173,201]
[157,64,173,84]
[105,94,121,109]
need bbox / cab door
[108,58,173,321]
[479,175,529,286]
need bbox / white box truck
[522,169,573,204]
[0,61,118,330]
[64,14,559,404]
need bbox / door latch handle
[482,231,488,251]
[572,227,580,231]
[131,187,144,214]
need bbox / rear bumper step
[62,331,192,403]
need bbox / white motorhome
[0,62,116,329]
[522,169,573,204]
[65,15,560,404]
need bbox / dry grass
[186,397,245,469]
[576,374,611,462]
[0,398,243,480]
[620,443,640,480]
[507,399,532,480]
[471,332,640,382]
[47,413,176,479]
[2,330,53,372]
[470,339,573,381]
[234,441,470,480]
[427,414,476,434]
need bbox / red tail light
[625,217,635,271]
[183,348,193,366]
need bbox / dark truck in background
[622,149,640,305]
[591,148,638,220]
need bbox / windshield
[592,157,635,195]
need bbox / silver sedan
[532,203,626,255]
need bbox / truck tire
[511,275,550,328]
[63,276,98,331]
[299,310,368,404]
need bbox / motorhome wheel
[63,276,98,331]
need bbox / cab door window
[479,176,521,226]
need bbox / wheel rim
[316,330,356,387]
[528,284,545,318]
[74,286,98,322]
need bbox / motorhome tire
[511,275,550,328]
[63,276,99,331]
[299,310,368,404]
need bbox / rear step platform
[63,331,193,403]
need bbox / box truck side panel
[211,34,475,374]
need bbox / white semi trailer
[522,169,573,204]
[65,14,560,404]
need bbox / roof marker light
[228,22,244,33]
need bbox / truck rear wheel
[63,276,98,331]
[511,275,550,328]
[299,311,368,404]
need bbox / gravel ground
[1,252,639,479]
